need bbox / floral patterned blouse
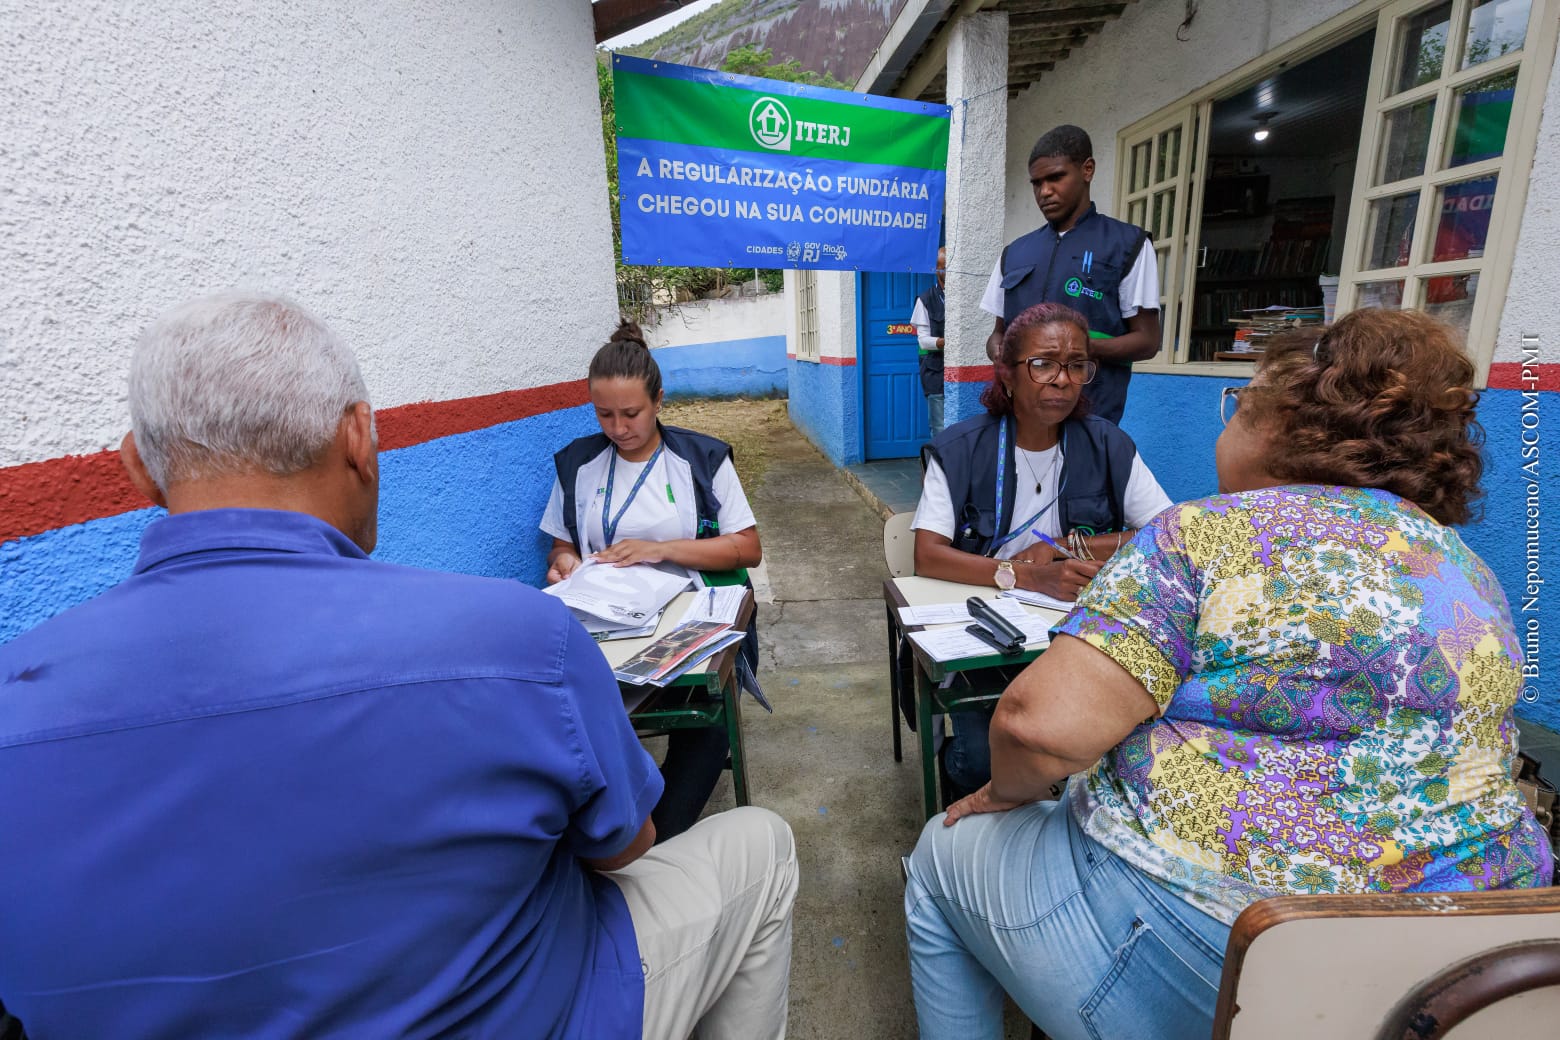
[1055,484,1552,925]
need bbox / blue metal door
[862,271,935,460]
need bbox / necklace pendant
[1036,482,1044,494]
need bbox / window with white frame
[794,269,822,362]
[1119,0,1555,374]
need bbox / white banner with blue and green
[613,54,950,273]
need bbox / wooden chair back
[1213,888,1560,1039]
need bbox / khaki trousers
[608,806,798,1040]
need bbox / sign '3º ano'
[613,54,950,273]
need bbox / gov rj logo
[750,96,792,151]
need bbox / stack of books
[1220,305,1326,358]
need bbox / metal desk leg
[916,666,939,821]
[886,603,903,763]
[723,673,750,806]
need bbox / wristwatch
[993,560,1016,591]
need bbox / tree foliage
[599,47,838,320]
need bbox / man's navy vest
[921,412,1138,556]
[917,284,945,396]
[552,424,732,553]
[1000,203,1149,424]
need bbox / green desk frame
[883,578,1055,821]
[607,589,754,807]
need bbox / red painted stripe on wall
[0,379,591,545]
[945,364,995,383]
[1488,362,1558,392]
[820,355,855,367]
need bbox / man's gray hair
[129,292,370,490]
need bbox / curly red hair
[1241,308,1484,525]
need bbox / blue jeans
[905,799,1230,1040]
[927,393,945,436]
[944,705,994,796]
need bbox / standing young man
[981,125,1161,425]
[910,246,949,435]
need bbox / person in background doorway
[543,320,763,841]
[911,246,948,435]
[982,124,1160,425]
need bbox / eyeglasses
[1219,386,1244,426]
[1025,357,1098,385]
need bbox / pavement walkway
[660,399,1029,1039]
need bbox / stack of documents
[544,560,691,639]
[613,621,746,686]
[902,596,1065,663]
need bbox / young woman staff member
[912,302,1172,795]
[540,320,762,841]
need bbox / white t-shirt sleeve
[910,298,939,352]
[1118,240,1160,319]
[1123,452,1174,529]
[540,476,572,544]
[911,458,956,540]
[712,458,757,535]
[980,258,1004,318]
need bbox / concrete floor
[661,400,1030,1039]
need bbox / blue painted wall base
[788,360,861,465]
[654,336,787,400]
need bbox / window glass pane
[1152,193,1164,241]
[1157,188,1177,238]
[1356,280,1405,310]
[1463,0,1529,69]
[1131,142,1151,192]
[1363,192,1420,270]
[1392,2,1452,94]
[1423,272,1479,341]
[1157,127,1181,184]
[1375,98,1436,184]
[1432,175,1498,262]
[1129,197,1147,228]
[1446,70,1517,168]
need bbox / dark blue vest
[917,285,945,395]
[553,424,758,669]
[552,424,732,553]
[1000,203,1149,424]
[921,412,1138,557]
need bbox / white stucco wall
[643,293,790,349]
[0,0,618,469]
[1495,50,1560,361]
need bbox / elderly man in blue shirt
[0,293,796,1040]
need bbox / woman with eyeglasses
[911,301,1172,796]
[904,309,1551,1040]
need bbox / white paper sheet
[898,597,1031,628]
[908,623,1051,663]
[544,559,691,626]
[676,584,749,627]
[1001,588,1078,613]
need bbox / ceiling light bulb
[1253,127,1270,142]
[1253,114,1273,142]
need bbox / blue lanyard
[989,418,1067,553]
[602,443,664,545]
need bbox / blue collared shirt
[0,508,662,1038]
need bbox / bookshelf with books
[1190,195,1334,362]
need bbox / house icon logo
[749,96,791,151]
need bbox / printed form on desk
[544,559,691,631]
[908,615,1055,663]
[677,585,748,627]
[898,597,1031,628]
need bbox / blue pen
[708,585,717,617]
[1029,528,1080,561]
[1083,250,1093,274]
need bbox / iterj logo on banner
[749,96,792,151]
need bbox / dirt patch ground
[662,398,793,491]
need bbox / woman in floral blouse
[903,308,1551,1040]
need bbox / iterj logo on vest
[1065,277,1105,301]
[749,96,792,151]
